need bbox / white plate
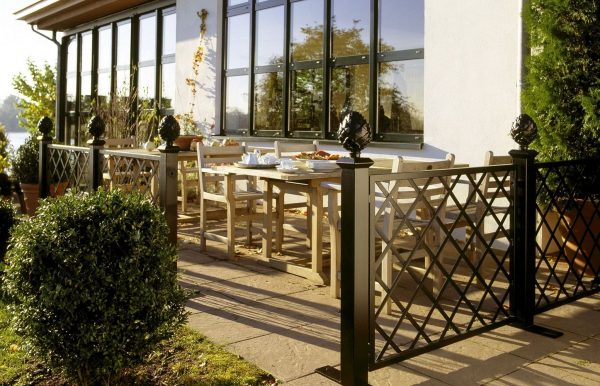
[304,160,339,171]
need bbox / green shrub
[523,1,600,163]
[10,135,38,184]
[0,198,16,261]
[3,189,187,384]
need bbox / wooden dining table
[201,164,342,284]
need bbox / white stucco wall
[175,0,221,136]
[423,0,521,166]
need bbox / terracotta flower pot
[558,199,600,277]
[174,135,202,151]
[20,183,39,216]
[50,181,69,197]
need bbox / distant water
[6,131,29,151]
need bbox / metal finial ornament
[87,115,106,141]
[37,116,53,138]
[510,114,538,150]
[159,115,181,149]
[337,111,372,159]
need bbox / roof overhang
[14,0,154,31]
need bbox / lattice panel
[534,161,600,311]
[369,166,515,365]
[47,146,90,195]
[102,154,160,204]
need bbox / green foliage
[10,135,38,184]
[0,199,16,262]
[522,1,600,162]
[3,189,187,384]
[12,60,56,135]
[0,124,9,173]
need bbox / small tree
[0,124,9,173]
[12,60,56,135]
[4,189,187,384]
[522,1,600,162]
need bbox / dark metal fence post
[510,149,537,328]
[37,117,54,199]
[157,115,182,245]
[510,149,562,338]
[317,156,373,385]
[340,157,373,385]
[159,148,179,244]
[87,116,106,192]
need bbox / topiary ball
[337,111,372,158]
[3,189,187,383]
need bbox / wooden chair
[447,151,512,280]
[179,158,198,213]
[196,144,282,259]
[325,154,456,302]
[273,140,320,250]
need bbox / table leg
[262,180,273,259]
[310,184,324,278]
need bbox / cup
[242,152,258,164]
[279,158,294,170]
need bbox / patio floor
[176,216,600,385]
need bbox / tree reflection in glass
[378,60,424,134]
[254,72,283,131]
[290,0,323,62]
[332,0,370,57]
[330,64,369,134]
[290,68,323,132]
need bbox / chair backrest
[388,154,455,217]
[274,140,319,158]
[196,145,246,196]
[482,151,512,199]
[104,137,136,148]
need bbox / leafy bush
[0,198,16,262]
[3,189,187,384]
[523,2,600,163]
[10,135,38,184]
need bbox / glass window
[162,11,176,56]
[98,27,112,70]
[138,66,156,101]
[225,76,249,132]
[379,0,424,52]
[290,68,323,132]
[330,64,370,132]
[254,72,284,131]
[161,62,175,109]
[80,32,93,111]
[219,0,424,143]
[378,60,424,134]
[139,14,157,63]
[227,14,250,69]
[255,6,284,66]
[116,21,131,96]
[290,0,324,62]
[66,36,78,112]
[332,0,370,57]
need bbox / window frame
[221,0,425,144]
[59,3,175,145]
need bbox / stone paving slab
[177,242,600,385]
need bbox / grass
[0,300,276,385]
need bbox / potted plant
[10,135,39,215]
[523,1,600,278]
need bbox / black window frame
[59,3,176,145]
[221,0,425,144]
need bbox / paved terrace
[176,220,600,386]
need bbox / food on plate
[222,138,240,146]
[294,150,340,160]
